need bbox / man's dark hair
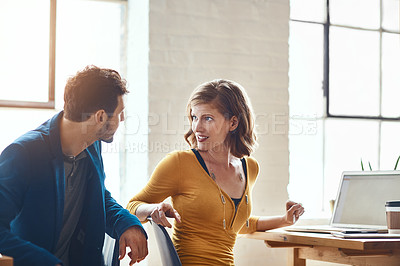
[64,65,128,122]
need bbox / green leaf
[394,156,400,170]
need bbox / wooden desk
[0,255,13,266]
[243,229,400,266]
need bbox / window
[0,0,126,110]
[57,0,128,201]
[0,0,127,200]
[55,0,127,109]
[288,0,400,217]
[0,0,55,108]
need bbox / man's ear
[94,110,107,124]
[230,116,239,132]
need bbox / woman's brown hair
[184,79,257,158]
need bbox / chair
[103,233,119,266]
[148,218,182,266]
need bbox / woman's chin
[196,143,208,151]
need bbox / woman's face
[190,103,233,152]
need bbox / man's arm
[103,189,147,239]
[96,140,148,263]
[0,144,62,266]
[104,190,148,264]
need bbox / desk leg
[288,248,306,266]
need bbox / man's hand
[119,226,148,265]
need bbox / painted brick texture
[147,0,290,265]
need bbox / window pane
[102,127,123,201]
[381,33,400,118]
[288,119,324,216]
[380,122,400,170]
[382,0,400,32]
[55,0,126,199]
[329,27,380,117]
[0,0,50,102]
[324,119,379,211]
[289,22,324,118]
[330,0,380,29]
[290,0,327,23]
[56,0,125,108]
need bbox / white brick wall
[126,0,292,265]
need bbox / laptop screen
[331,171,400,228]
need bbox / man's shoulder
[4,112,62,157]
[13,127,50,150]
[14,112,61,145]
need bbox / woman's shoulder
[244,156,259,178]
[152,150,195,176]
[162,149,196,164]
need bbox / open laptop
[286,171,400,234]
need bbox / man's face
[97,96,125,143]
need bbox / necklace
[210,171,243,182]
[206,152,244,182]
[202,151,250,235]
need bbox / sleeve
[0,144,62,266]
[104,189,147,239]
[126,152,181,216]
[93,141,147,240]
[238,216,260,234]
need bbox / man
[0,66,148,266]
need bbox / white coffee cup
[385,201,400,234]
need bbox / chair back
[148,219,182,266]
[103,233,119,266]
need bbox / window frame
[0,0,55,109]
[288,0,400,216]
[291,0,400,122]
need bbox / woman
[127,79,304,265]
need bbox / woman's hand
[255,200,305,231]
[150,202,181,228]
[284,200,305,225]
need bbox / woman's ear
[230,116,239,132]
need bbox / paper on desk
[332,232,400,239]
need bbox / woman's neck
[201,147,233,169]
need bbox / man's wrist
[121,225,148,240]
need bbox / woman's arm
[134,203,159,222]
[256,216,291,231]
[135,202,181,228]
[256,201,304,231]
[126,152,183,227]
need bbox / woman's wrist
[281,215,292,227]
[136,204,157,221]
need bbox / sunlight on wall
[0,0,49,102]
[0,0,128,202]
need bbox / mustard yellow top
[127,150,260,265]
